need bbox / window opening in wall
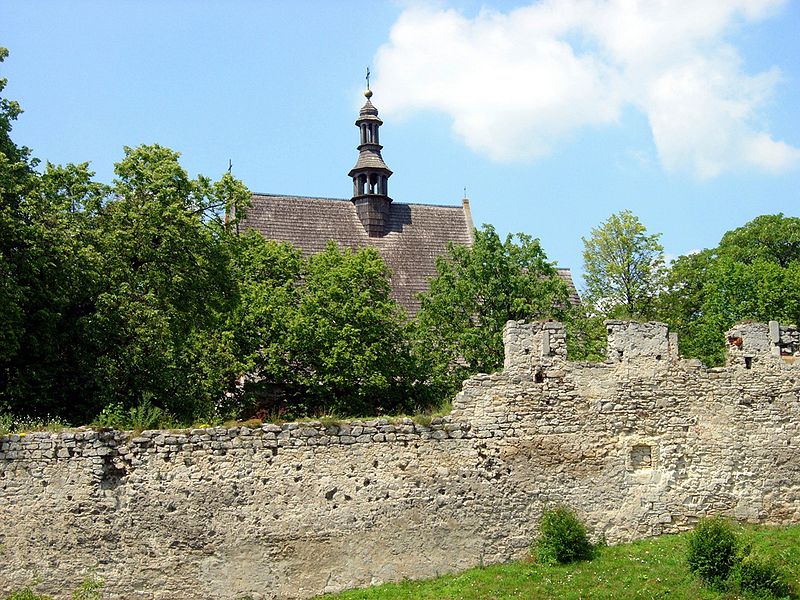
[745,356,752,369]
[534,370,544,384]
[630,444,653,469]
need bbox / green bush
[127,399,164,432]
[94,399,165,431]
[4,588,53,600]
[687,517,738,586]
[0,412,12,435]
[94,402,126,429]
[4,576,103,600]
[737,555,791,598]
[534,506,594,564]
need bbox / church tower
[349,80,393,237]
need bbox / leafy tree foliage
[659,214,800,366]
[1,49,110,420]
[414,225,569,399]
[582,210,665,319]
[86,144,250,421]
[0,46,36,366]
[225,230,303,413]
[288,243,417,416]
[233,240,419,418]
[717,213,800,267]
[1,163,107,419]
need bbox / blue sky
[2,0,799,286]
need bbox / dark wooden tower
[348,86,393,237]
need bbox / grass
[316,523,800,600]
[0,397,456,437]
[0,413,70,435]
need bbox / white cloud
[374,0,799,177]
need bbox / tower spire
[348,78,393,237]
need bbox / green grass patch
[316,523,800,599]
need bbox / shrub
[94,399,166,432]
[534,506,594,564]
[737,555,791,598]
[0,412,12,435]
[4,588,53,600]
[687,517,738,586]
[95,402,126,429]
[127,400,164,432]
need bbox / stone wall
[2,321,799,600]
[726,320,800,365]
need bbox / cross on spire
[366,66,371,91]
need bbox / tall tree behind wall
[0,48,110,421]
[581,209,665,320]
[659,214,800,366]
[89,145,251,421]
[414,224,569,401]
[230,238,420,419]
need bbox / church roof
[556,268,581,306]
[241,194,475,315]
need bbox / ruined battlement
[2,320,799,600]
[726,320,800,367]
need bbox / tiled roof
[556,268,582,306]
[241,194,475,315]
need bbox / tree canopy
[658,213,800,365]
[582,210,665,319]
[232,239,419,418]
[414,224,569,398]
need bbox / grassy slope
[317,524,800,599]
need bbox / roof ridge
[251,193,349,202]
[250,193,468,210]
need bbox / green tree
[288,243,417,416]
[582,210,665,319]
[414,225,569,399]
[88,144,250,421]
[230,240,417,418]
[1,163,108,420]
[717,213,800,267]
[0,46,37,367]
[659,214,800,366]
[0,49,111,421]
[225,231,303,416]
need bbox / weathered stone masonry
[1,321,799,599]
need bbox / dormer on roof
[348,78,393,237]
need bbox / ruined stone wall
[1,321,799,600]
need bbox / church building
[240,86,577,315]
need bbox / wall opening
[630,445,653,470]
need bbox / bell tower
[349,72,393,237]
